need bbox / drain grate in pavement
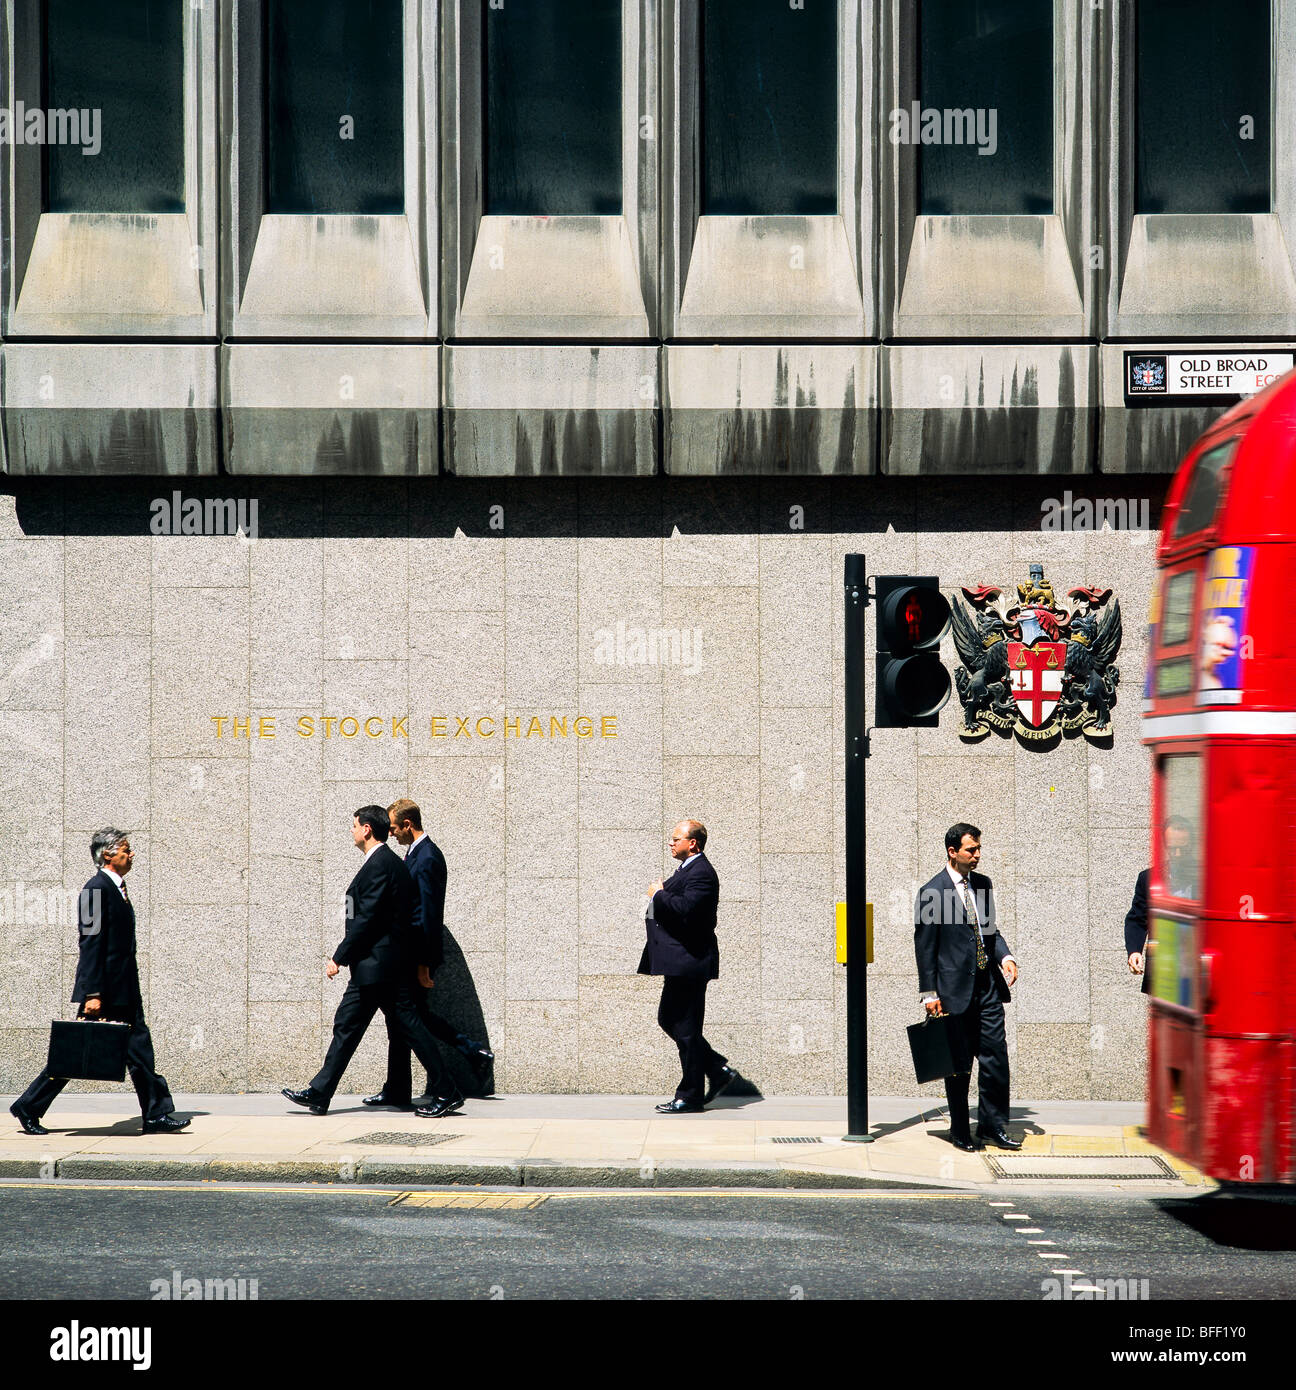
[389,1193,547,1210]
[353,1132,464,1148]
[983,1154,1179,1181]
[770,1136,824,1145]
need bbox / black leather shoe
[362,1091,412,1109]
[282,1087,329,1115]
[977,1127,1022,1150]
[415,1094,465,1119]
[704,1066,738,1106]
[10,1103,48,1136]
[949,1132,980,1152]
[142,1114,190,1135]
[655,1099,704,1114]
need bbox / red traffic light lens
[881,585,952,650]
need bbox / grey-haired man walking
[9,829,187,1136]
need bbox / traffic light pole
[843,554,873,1143]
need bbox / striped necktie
[961,878,987,970]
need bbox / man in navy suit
[9,828,187,1136]
[1125,815,1194,994]
[914,823,1020,1152]
[283,806,462,1117]
[639,819,737,1114]
[360,798,492,1114]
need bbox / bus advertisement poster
[1198,545,1256,703]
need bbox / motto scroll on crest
[950,564,1123,745]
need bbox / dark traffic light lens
[882,654,952,719]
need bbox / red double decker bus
[1143,371,1296,1184]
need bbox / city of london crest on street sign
[950,564,1123,744]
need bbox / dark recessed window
[917,0,1053,216]
[1172,438,1237,540]
[265,0,404,216]
[43,0,185,213]
[484,0,622,216]
[701,0,837,216]
[1136,0,1271,214]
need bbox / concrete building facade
[0,1,1280,1098]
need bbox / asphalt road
[0,1182,1293,1302]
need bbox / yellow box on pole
[836,902,873,964]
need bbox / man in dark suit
[914,823,1020,1152]
[283,806,462,1118]
[9,828,188,1136]
[1126,815,1194,992]
[1125,869,1152,996]
[639,818,737,1114]
[361,798,492,1113]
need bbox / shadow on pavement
[1157,1192,1296,1251]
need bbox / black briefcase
[906,1013,972,1085]
[46,1019,132,1082]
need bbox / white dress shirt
[647,850,700,921]
[918,865,1015,1002]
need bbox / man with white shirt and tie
[913,823,1020,1152]
[359,798,492,1113]
[283,806,463,1118]
[9,828,187,1136]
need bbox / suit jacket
[913,868,1013,1017]
[1125,868,1151,995]
[405,834,447,974]
[332,843,416,987]
[71,870,142,1007]
[638,853,720,981]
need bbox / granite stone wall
[0,473,1165,1101]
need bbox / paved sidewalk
[0,1093,1205,1192]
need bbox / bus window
[1172,438,1238,540]
[1158,754,1202,900]
[1159,572,1196,647]
[1150,753,1202,1008]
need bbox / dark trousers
[311,979,453,1103]
[17,1001,174,1123]
[943,966,1010,1137]
[383,982,461,1102]
[657,976,727,1105]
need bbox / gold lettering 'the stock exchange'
[208,714,619,739]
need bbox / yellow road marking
[390,1193,547,1210]
[0,1182,397,1196]
[545,1189,980,1200]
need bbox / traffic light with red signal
[874,576,953,727]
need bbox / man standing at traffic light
[914,824,1020,1152]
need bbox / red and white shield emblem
[1007,641,1065,727]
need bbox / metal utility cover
[352,1132,464,1148]
[983,1154,1180,1180]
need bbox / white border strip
[1143,711,1296,738]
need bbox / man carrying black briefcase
[9,828,188,1137]
[913,823,1020,1153]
